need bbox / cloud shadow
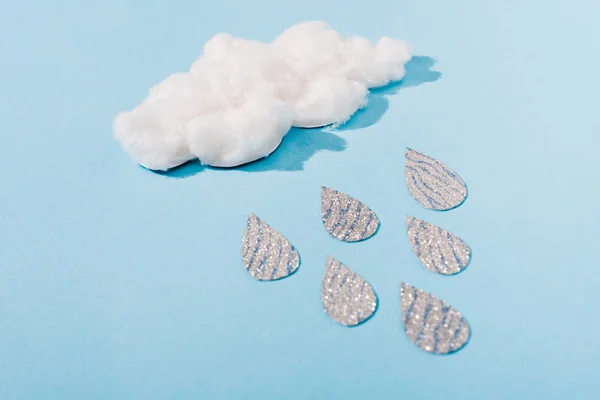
[239,127,346,172]
[151,160,206,179]
[338,56,442,131]
[151,127,346,178]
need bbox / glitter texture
[400,283,470,355]
[321,187,379,242]
[241,213,300,281]
[321,256,377,326]
[405,148,467,211]
[406,216,471,275]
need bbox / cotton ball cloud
[114,21,412,171]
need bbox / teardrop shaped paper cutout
[241,213,300,281]
[321,187,379,242]
[399,283,471,355]
[322,256,377,327]
[405,148,467,211]
[406,216,471,275]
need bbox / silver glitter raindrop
[321,187,379,242]
[400,283,471,355]
[241,213,300,281]
[406,216,471,275]
[321,256,377,326]
[405,148,467,211]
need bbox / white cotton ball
[338,36,412,88]
[372,36,413,86]
[146,72,223,119]
[191,39,303,108]
[202,33,236,60]
[293,78,368,128]
[272,21,345,81]
[185,96,293,167]
[339,36,383,86]
[377,36,413,65]
[113,103,192,171]
[113,21,413,170]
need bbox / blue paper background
[2,1,600,399]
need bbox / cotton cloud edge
[114,21,412,171]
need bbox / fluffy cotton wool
[114,21,412,170]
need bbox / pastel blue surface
[1,1,600,399]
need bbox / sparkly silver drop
[400,283,471,355]
[322,256,377,326]
[405,148,467,211]
[321,187,379,242]
[406,216,471,275]
[241,213,300,281]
